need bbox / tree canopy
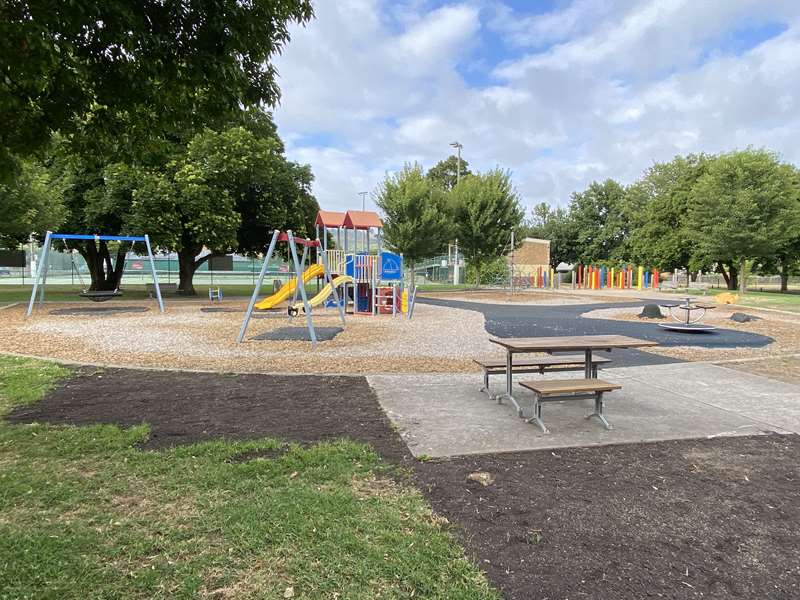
[0,158,65,248]
[0,0,314,179]
[524,202,578,268]
[128,126,319,294]
[375,164,454,270]
[688,149,800,293]
[427,155,472,191]
[451,170,524,286]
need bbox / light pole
[450,141,463,186]
[358,191,368,211]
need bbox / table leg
[525,395,549,434]
[586,392,613,430]
[584,348,593,379]
[503,349,523,417]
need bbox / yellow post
[401,289,408,313]
[550,267,555,288]
[637,265,643,291]
[610,267,615,289]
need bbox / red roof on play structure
[315,210,346,228]
[343,210,383,230]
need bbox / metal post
[510,230,515,295]
[144,235,164,313]
[292,244,309,306]
[319,246,345,326]
[288,231,317,346]
[237,230,279,343]
[27,231,52,316]
[37,238,53,307]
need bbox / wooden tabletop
[489,335,658,352]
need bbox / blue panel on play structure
[344,254,354,278]
[380,251,403,280]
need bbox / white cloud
[272,0,800,214]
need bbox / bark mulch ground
[6,367,800,599]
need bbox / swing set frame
[237,229,345,346]
[26,231,164,316]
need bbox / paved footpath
[369,362,800,457]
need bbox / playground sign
[380,252,403,280]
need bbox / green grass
[663,287,800,313]
[0,284,264,304]
[0,355,498,599]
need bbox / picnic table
[489,335,658,429]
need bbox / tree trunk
[779,264,789,292]
[177,247,216,296]
[719,263,738,290]
[474,262,481,289]
[78,240,127,291]
[177,247,201,295]
[739,258,747,295]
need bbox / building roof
[343,210,383,230]
[315,210,347,228]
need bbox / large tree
[627,154,714,279]
[451,169,524,286]
[689,149,800,293]
[0,0,314,180]
[128,126,318,295]
[568,179,631,263]
[427,155,472,191]
[375,164,454,277]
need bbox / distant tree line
[375,155,525,286]
[524,149,800,293]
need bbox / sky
[271,0,800,214]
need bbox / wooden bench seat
[474,355,612,400]
[518,378,622,433]
[475,355,611,372]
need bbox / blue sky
[272,0,800,213]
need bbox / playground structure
[316,210,405,316]
[26,231,164,315]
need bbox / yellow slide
[255,264,325,310]
[289,275,353,315]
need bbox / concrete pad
[624,362,800,434]
[367,364,800,457]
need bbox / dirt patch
[721,355,800,384]
[415,434,800,600]
[4,368,408,460]
[6,367,800,599]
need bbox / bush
[465,257,508,286]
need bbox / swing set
[26,231,164,316]
[237,229,345,346]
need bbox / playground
[3,217,800,599]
